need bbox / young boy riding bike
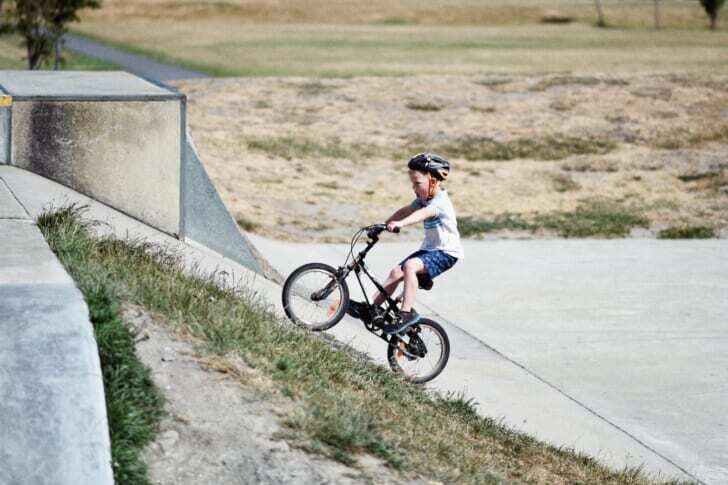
[348,152,464,334]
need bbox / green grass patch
[0,35,120,70]
[247,136,381,160]
[529,75,629,91]
[657,226,716,239]
[434,135,616,161]
[534,199,649,238]
[651,123,728,149]
[459,213,533,237]
[36,207,164,485]
[34,205,686,484]
[405,100,443,111]
[460,200,649,238]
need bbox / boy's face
[409,169,431,200]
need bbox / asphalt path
[64,34,207,82]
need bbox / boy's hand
[387,221,403,232]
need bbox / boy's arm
[385,205,416,224]
[388,206,437,231]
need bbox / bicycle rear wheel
[387,318,450,384]
[282,262,349,331]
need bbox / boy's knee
[403,259,420,273]
[389,266,404,280]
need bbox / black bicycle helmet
[407,152,450,181]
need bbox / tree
[700,0,725,30]
[47,0,101,69]
[594,0,606,27]
[0,0,101,70]
[654,0,661,29]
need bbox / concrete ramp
[0,70,262,274]
[0,180,113,485]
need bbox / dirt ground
[124,304,421,484]
[172,74,728,242]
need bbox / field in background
[174,73,728,242]
[72,0,728,76]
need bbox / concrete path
[248,234,728,484]
[0,176,113,484]
[64,33,208,82]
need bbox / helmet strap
[427,175,438,200]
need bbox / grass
[534,199,649,238]
[459,199,650,238]
[246,136,381,161]
[434,135,616,161]
[650,122,728,150]
[459,213,533,238]
[0,36,120,70]
[405,100,443,111]
[36,208,164,485]
[70,20,728,77]
[657,226,716,239]
[529,75,629,91]
[36,205,689,484]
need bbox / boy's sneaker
[346,300,368,320]
[382,309,420,334]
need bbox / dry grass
[172,73,728,242]
[80,0,727,30]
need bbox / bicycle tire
[282,262,350,331]
[387,318,450,384]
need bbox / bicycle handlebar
[366,224,399,238]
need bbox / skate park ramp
[0,70,263,275]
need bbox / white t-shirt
[409,190,464,260]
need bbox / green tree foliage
[700,0,725,30]
[0,0,101,70]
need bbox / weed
[458,213,533,237]
[297,81,339,96]
[236,215,260,232]
[651,123,728,149]
[657,226,715,239]
[473,77,512,87]
[435,135,615,161]
[405,100,443,112]
[470,105,497,113]
[551,173,581,192]
[315,181,340,190]
[247,136,380,161]
[534,199,649,238]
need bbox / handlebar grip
[392,227,400,234]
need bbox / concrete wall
[11,99,181,235]
[0,91,9,165]
[0,71,263,273]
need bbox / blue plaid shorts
[399,249,458,290]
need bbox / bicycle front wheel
[387,318,450,384]
[282,262,349,331]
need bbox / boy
[349,153,463,334]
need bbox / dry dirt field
[172,73,728,242]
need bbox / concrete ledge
[0,90,9,165]
[0,219,113,485]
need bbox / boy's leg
[401,258,426,312]
[372,266,405,306]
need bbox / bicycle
[281,224,450,383]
